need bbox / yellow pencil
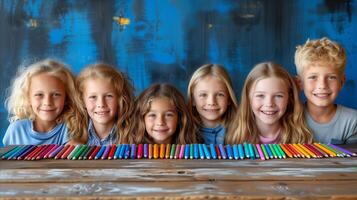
[292,143,310,158]
[298,143,316,158]
[314,143,336,157]
[165,144,171,159]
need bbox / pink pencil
[179,144,185,159]
[43,144,58,159]
[255,144,265,160]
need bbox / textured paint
[0,1,356,146]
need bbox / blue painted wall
[0,0,356,146]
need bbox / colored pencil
[198,144,205,159]
[226,144,233,159]
[37,145,55,160]
[256,144,265,160]
[108,145,117,160]
[71,145,85,160]
[54,145,70,159]
[2,146,20,159]
[275,144,286,159]
[329,144,356,157]
[279,144,293,158]
[260,144,269,160]
[292,144,308,158]
[18,145,37,160]
[179,144,185,159]
[165,144,171,159]
[298,143,316,158]
[210,144,217,159]
[218,144,227,159]
[252,144,260,159]
[190,144,194,159]
[143,144,148,158]
[153,144,159,159]
[32,145,50,160]
[232,144,239,160]
[9,145,29,160]
[264,144,273,159]
[77,145,90,160]
[130,144,136,159]
[215,145,221,159]
[83,146,96,160]
[304,143,322,158]
[137,144,143,159]
[321,143,343,157]
[286,144,299,158]
[94,145,106,160]
[160,144,166,159]
[184,144,190,159]
[202,144,211,159]
[124,144,130,159]
[174,144,180,159]
[272,144,281,159]
[148,144,153,159]
[238,144,244,159]
[43,144,58,159]
[170,144,176,159]
[243,143,250,158]
[194,144,199,159]
[88,146,100,160]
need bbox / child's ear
[294,75,304,91]
[340,74,346,87]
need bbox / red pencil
[304,144,322,158]
[30,145,48,160]
[108,145,117,160]
[137,144,143,159]
[36,145,54,160]
[55,145,70,159]
[61,145,75,159]
[215,145,222,159]
[43,144,58,159]
[88,146,100,160]
[287,144,300,158]
[24,146,41,160]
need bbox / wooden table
[1,145,357,199]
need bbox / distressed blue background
[0,0,356,146]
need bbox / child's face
[250,77,289,129]
[144,97,178,144]
[192,75,230,128]
[83,78,118,129]
[298,62,345,109]
[29,73,66,131]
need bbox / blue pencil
[184,144,190,159]
[10,145,29,160]
[198,144,205,159]
[18,145,37,160]
[124,144,130,159]
[202,144,211,159]
[210,144,217,159]
[130,144,137,159]
[114,144,122,159]
[143,144,148,158]
[232,144,239,160]
[194,144,199,159]
[1,146,20,159]
[264,144,273,159]
[218,144,227,159]
[118,144,126,159]
[94,145,106,159]
[226,144,233,159]
[238,144,244,159]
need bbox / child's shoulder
[337,105,357,120]
[8,119,32,128]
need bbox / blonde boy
[295,37,357,144]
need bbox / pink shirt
[259,131,280,144]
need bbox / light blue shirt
[87,120,118,145]
[2,119,69,146]
[200,124,225,144]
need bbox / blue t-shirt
[87,120,118,145]
[2,119,69,146]
[200,124,225,144]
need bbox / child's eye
[275,94,284,98]
[165,112,176,118]
[34,93,43,97]
[53,93,62,97]
[198,93,207,98]
[146,113,156,118]
[307,75,317,80]
[255,94,264,98]
[88,96,96,100]
[106,94,114,98]
[328,75,337,80]
[217,92,226,97]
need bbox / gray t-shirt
[305,105,357,144]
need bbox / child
[295,37,357,144]
[225,62,312,144]
[126,83,198,144]
[73,63,134,145]
[3,59,84,146]
[187,64,238,144]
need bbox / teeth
[262,111,276,115]
[314,93,330,97]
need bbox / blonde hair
[76,63,135,144]
[295,37,346,75]
[225,62,312,144]
[5,59,85,142]
[126,83,198,144]
[187,64,238,137]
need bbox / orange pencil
[279,144,293,158]
[61,145,75,159]
[165,144,171,159]
[293,144,310,158]
[286,144,300,158]
[290,144,305,158]
[298,143,316,158]
[314,143,336,157]
[148,144,153,159]
[159,144,165,159]
[153,144,159,159]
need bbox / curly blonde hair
[76,63,135,144]
[225,62,312,144]
[5,59,85,142]
[295,37,346,75]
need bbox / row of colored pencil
[1,143,356,161]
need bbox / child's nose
[156,115,165,125]
[43,95,53,106]
[96,97,106,108]
[207,95,217,106]
[317,77,328,89]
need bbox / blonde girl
[126,83,198,144]
[3,59,84,145]
[226,62,312,144]
[187,64,238,144]
[73,63,134,145]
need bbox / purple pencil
[48,145,64,158]
[101,145,111,159]
[328,144,356,157]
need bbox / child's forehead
[301,61,341,74]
